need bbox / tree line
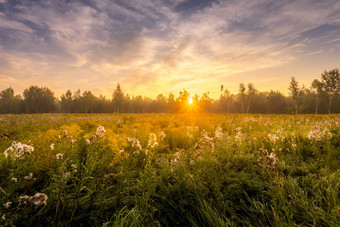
[0,68,339,114]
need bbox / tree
[311,79,323,114]
[288,77,300,114]
[0,87,21,113]
[73,89,81,113]
[220,88,231,113]
[247,83,257,113]
[60,90,73,113]
[82,91,96,113]
[267,91,287,114]
[238,83,246,113]
[320,68,340,114]
[23,86,57,113]
[112,83,125,113]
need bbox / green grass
[0,113,339,226]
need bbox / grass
[0,113,339,226]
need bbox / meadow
[0,113,339,226]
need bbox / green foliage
[0,114,339,226]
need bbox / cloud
[0,0,339,98]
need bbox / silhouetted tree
[320,68,340,114]
[267,91,287,114]
[23,86,57,113]
[0,87,21,113]
[288,77,301,114]
[112,83,124,113]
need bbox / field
[0,114,340,226]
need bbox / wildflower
[95,125,106,137]
[50,143,55,150]
[56,153,63,160]
[30,193,48,206]
[11,177,17,182]
[148,133,158,148]
[4,141,34,159]
[127,137,142,150]
[71,164,77,172]
[86,138,91,145]
[235,131,243,143]
[215,127,223,139]
[70,138,75,144]
[63,172,71,181]
[268,134,279,144]
[1,214,5,221]
[3,202,11,209]
[24,173,36,181]
[159,131,166,141]
[195,130,215,154]
[3,146,13,158]
[59,130,68,139]
[18,195,30,205]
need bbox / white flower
[215,127,223,139]
[3,201,11,209]
[3,146,13,158]
[56,153,63,160]
[268,134,279,144]
[127,138,142,150]
[11,177,17,182]
[18,195,30,205]
[147,133,158,148]
[86,139,91,145]
[71,164,77,172]
[160,131,166,141]
[1,214,5,221]
[95,125,106,137]
[4,141,34,159]
[30,193,48,206]
[50,143,55,150]
[24,173,36,181]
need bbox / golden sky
[0,0,339,98]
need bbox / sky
[0,0,339,99]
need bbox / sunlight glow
[188,97,193,105]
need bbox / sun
[188,97,193,105]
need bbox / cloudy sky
[0,0,339,98]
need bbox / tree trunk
[315,95,318,115]
[329,96,332,114]
[295,103,298,114]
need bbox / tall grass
[0,114,339,226]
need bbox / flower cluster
[18,193,48,206]
[215,127,223,139]
[56,153,63,160]
[3,202,11,209]
[257,148,277,171]
[147,133,158,148]
[23,173,36,181]
[71,164,77,173]
[126,137,142,150]
[3,141,34,159]
[307,126,332,142]
[268,133,279,144]
[194,130,215,153]
[159,131,166,141]
[95,125,106,137]
[58,130,69,138]
[235,127,244,143]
